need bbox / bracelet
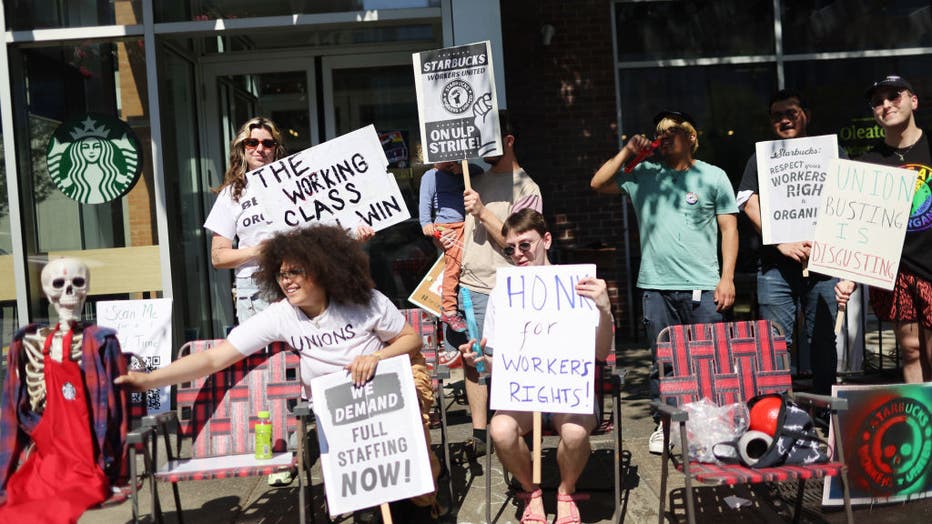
[372,351,383,361]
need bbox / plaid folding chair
[484,347,627,523]
[654,320,853,524]
[400,308,454,505]
[137,340,310,524]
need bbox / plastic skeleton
[22,258,89,412]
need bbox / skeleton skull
[41,258,90,323]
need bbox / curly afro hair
[254,225,375,306]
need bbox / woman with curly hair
[204,117,289,323]
[115,225,440,514]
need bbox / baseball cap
[653,110,697,129]
[865,75,914,100]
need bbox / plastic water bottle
[255,410,272,460]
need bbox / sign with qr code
[96,298,172,414]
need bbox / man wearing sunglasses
[836,75,932,383]
[737,90,846,395]
[590,110,738,454]
[439,110,542,460]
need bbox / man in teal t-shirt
[590,110,738,454]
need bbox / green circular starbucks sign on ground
[46,113,143,204]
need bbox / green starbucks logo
[46,114,143,204]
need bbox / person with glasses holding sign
[737,90,846,395]
[590,110,738,454]
[836,75,932,383]
[458,209,614,524]
[116,225,443,519]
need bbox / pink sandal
[516,488,547,523]
[554,492,589,524]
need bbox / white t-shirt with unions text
[227,290,404,397]
[203,183,276,280]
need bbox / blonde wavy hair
[214,116,287,202]
[655,117,699,153]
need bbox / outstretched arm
[115,340,245,391]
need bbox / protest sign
[96,298,172,414]
[823,383,932,506]
[756,134,839,244]
[413,41,502,163]
[245,125,410,233]
[808,159,917,289]
[311,356,433,516]
[488,265,599,415]
[407,254,445,317]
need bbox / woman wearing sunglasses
[205,117,290,324]
[459,209,614,524]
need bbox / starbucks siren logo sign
[46,114,143,204]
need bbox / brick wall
[500,1,639,338]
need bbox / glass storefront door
[322,52,435,308]
[201,59,318,334]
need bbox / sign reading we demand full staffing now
[245,125,409,234]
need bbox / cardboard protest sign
[808,159,917,289]
[407,254,445,317]
[311,356,433,516]
[756,134,839,244]
[413,41,502,163]
[245,125,410,233]
[823,383,932,506]
[96,298,172,414]
[488,265,599,415]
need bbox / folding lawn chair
[654,320,853,524]
[400,308,454,505]
[484,351,627,523]
[137,340,310,524]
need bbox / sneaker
[268,469,295,486]
[437,348,462,368]
[440,312,467,333]
[648,425,667,455]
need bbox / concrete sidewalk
[81,344,932,523]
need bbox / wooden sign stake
[381,503,393,523]
[533,411,542,484]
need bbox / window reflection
[615,0,774,61]
[783,56,932,157]
[5,0,142,31]
[782,0,932,54]
[155,0,440,23]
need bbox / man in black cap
[591,110,738,452]
[737,90,844,394]
[836,75,932,383]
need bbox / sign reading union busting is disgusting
[808,158,917,289]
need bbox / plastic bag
[670,398,749,464]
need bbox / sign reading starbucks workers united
[46,114,143,204]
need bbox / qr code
[129,356,162,409]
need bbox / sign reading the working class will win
[311,356,433,517]
[756,134,838,244]
[413,41,502,163]
[245,125,409,234]
[489,265,599,415]
[808,159,917,290]
[823,383,932,506]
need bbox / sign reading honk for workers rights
[489,264,599,415]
